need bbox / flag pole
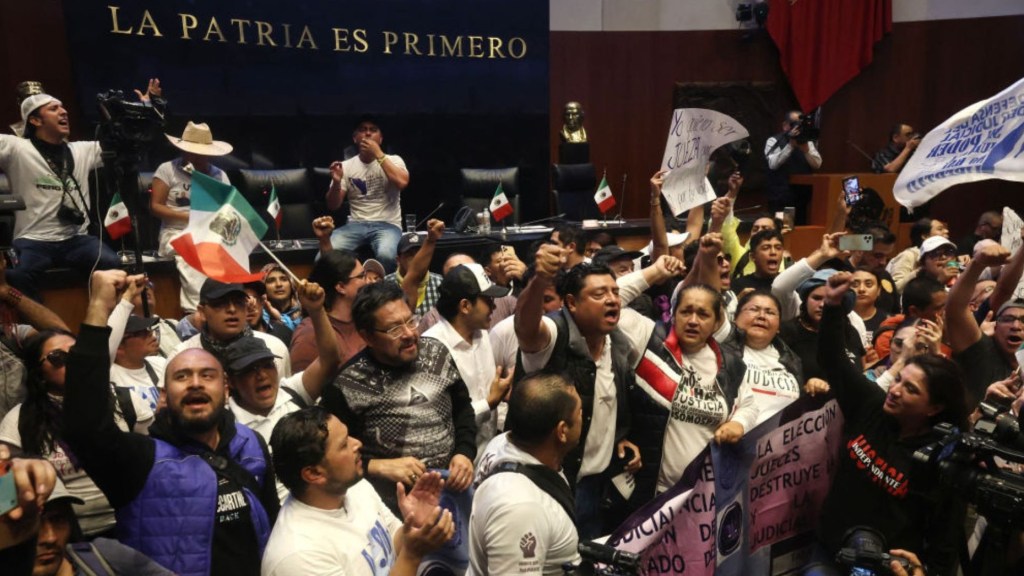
[601,167,608,227]
[258,241,301,284]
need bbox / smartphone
[783,207,796,231]
[842,176,861,205]
[0,460,17,516]
[839,234,874,252]
[501,245,516,258]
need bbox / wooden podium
[789,172,899,231]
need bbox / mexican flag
[490,182,513,222]
[103,192,131,240]
[170,171,268,283]
[594,177,616,213]
[267,185,281,229]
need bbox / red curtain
[767,0,892,112]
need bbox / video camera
[833,526,914,576]
[913,402,1024,528]
[562,541,640,576]
[96,89,165,157]
[790,112,820,144]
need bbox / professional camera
[57,204,86,226]
[96,89,166,151]
[790,112,820,144]
[834,526,913,576]
[562,541,640,576]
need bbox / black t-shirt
[860,309,891,346]
[211,475,260,576]
[779,317,865,381]
[953,334,1013,409]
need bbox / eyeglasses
[375,314,421,339]
[41,349,69,369]
[716,255,728,265]
[996,315,1024,326]
[346,270,368,282]
[925,248,956,260]
[740,305,778,318]
[125,326,160,339]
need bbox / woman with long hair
[0,330,149,537]
[260,263,303,332]
[816,271,966,575]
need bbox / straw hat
[165,121,233,156]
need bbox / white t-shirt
[173,331,292,377]
[469,433,580,576]
[153,158,230,254]
[261,480,402,576]
[424,319,499,459]
[110,356,167,413]
[739,345,801,428]
[229,372,311,502]
[0,135,102,241]
[0,391,149,536]
[656,345,724,493]
[339,155,406,227]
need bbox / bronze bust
[560,101,587,143]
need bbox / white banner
[894,77,1024,208]
[1002,207,1024,299]
[660,109,749,215]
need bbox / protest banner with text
[659,109,749,216]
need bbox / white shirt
[469,433,580,576]
[153,158,230,254]
[521,316,616,479]
[739,345,801,428]
[229,372,311,503]
[110,356,166,413]
[261,480,402,576]
[338,154,407,227]
[423,319,499,458]
[174,331,292,377]
[0,136,102,241]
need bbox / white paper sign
[894,77,1024,209]
[659,108,749,215]
[1002,207,1024,299]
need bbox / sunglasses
[41,349,69,369]
[892,337,904,348]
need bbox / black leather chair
[459,167,520,225]
[552,163,600,221]
[237,168,317,239]
[0,174,12,247]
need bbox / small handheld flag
[104,192,131,240]
[490,182,513,222]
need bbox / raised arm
[773,232,847,320]
[325,161,347,211]
[684,233,724,291]
[402,219,443,308]
[989,227,1024,312]
[311,216,335,257]
[947,243,1009,354]
[360,139,409,190]
[296,281,338,402]
[514,244,563,353]
[649,170,670,259]
[0,256,68,332]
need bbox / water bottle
[482,208,491,234]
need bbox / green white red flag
[490,182,513,222]
[103,192,131,240]
[170,171,268,283]
[267,185,281,229]
[594,177,616,213]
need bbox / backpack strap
[66,542,116,576]
[279,385,308,409]
[113,386,138,432]
[485,461,576,523]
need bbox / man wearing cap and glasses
[0,80,162,299]
[320,281,477,514]
[326,117,410,274]
[221,279,340,502]
[423,263,515,460]
[173,278,292,378]
[151,121,234,313]
[947,241,1024,408]
[109,314,165,417]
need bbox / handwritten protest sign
[660,109,749,216]
[607,398,843,575]
[1002,207,1024,299]
[894,77,1024,209]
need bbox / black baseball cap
[397,232,424,255]
[441,263,511,300]
[593,245,643,265]
[200,278,247,303]
[222,336,280,373]
[124,315,159,334]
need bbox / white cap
[19,93,59,126]
[920,235,955,255]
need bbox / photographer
[816,271,967,575]
[0,80,161,299]
[872,123,921,174]
[764,110,822,225]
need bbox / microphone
[514,213,566,228]
[846,140,876,166]
[578,541,640,570]
[416,202,445,228]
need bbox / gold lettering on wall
[137,10,162,36]
[467,35,483,58]
[179,13,198,39]
[403,32,422,56]
[352,29,369,53]
[230,18,251,44]
[382,31,398,55]
[508,37,527,59]
[441,35,462,57]
[296,26,317,49]
[204,17,226,42]
[108,5,133,35]
[488,37,504,59]
[255,21,275,46]
[281,23,293,48]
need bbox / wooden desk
[789,172,899,232]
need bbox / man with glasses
[109,314,165,417]
[947,242,1023,408]
[173,278,291,377]
[320,281,477,512]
